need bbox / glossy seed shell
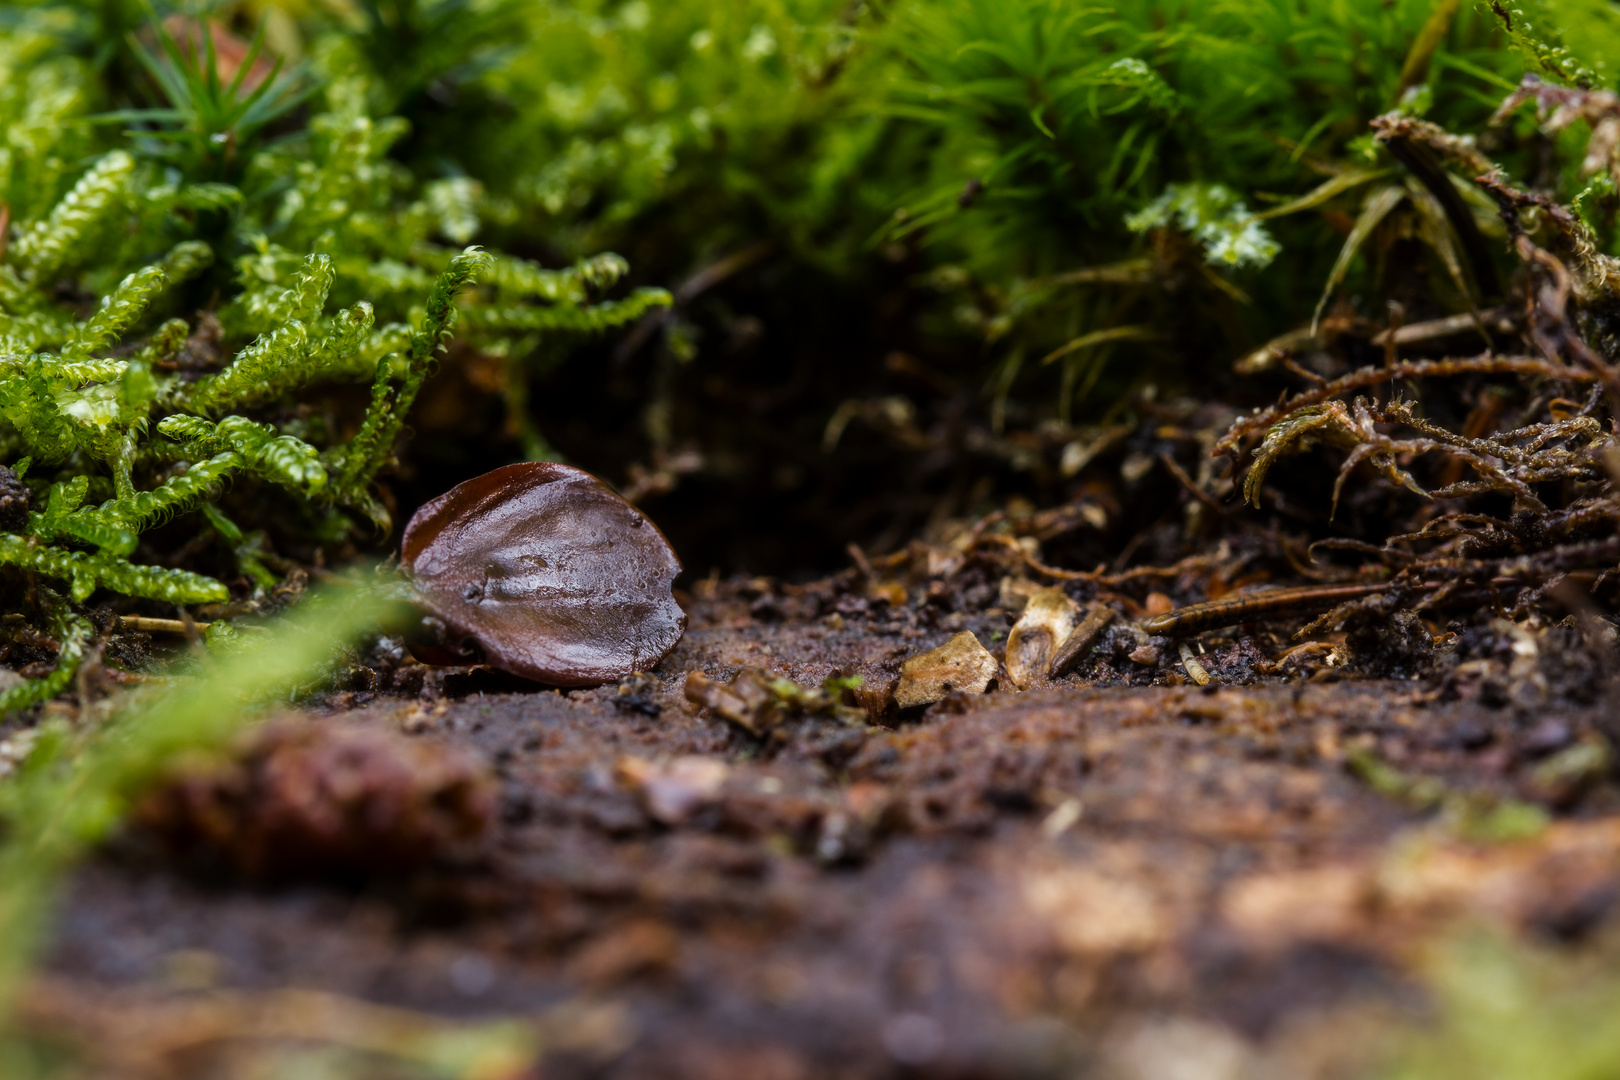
[402,462,686,687]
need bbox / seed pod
[402,462,686,687]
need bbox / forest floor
[24,564,1620,1079]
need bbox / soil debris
[17,976,562,1080]
[611,672,663,716]
[34,572,1620,1078]
[683,668,866,734]
[617,756,730,826]
[0,465,29,532]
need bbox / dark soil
[29,574,1620,1079]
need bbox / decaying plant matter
[1206,99,1620,647]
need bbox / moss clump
[0,7,670,707]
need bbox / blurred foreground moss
[1385,930,1620,1080]
[1346,746,1552,844]
[7,985,545,1079]
[0,578,404,1044]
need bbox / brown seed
[402,462,686,687]
[1049,604,1116,678]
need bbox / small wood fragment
[1048,604,1115,678]
[894,631,997,708]
[120,616,210,634]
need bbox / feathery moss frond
[462,286,671,335]
[0,534,226,604]
[92,452,241,533]
[330,247,491,514]
[63,265,168,360]
[8,150,134,283]
[483,252,632,302]
[159,415,326,497]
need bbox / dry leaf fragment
[894,631,998,708]
[998,576,1042,610]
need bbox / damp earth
[32,558,1620,1079]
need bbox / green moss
[0,5,670,708]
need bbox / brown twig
[1142,582,1397,635]
[120,616,211,634]
[1158,452,1227,513]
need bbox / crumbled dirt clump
[1345,606,1434,679]
[132,719,497,881]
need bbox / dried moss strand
[1217,355,1596,460]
